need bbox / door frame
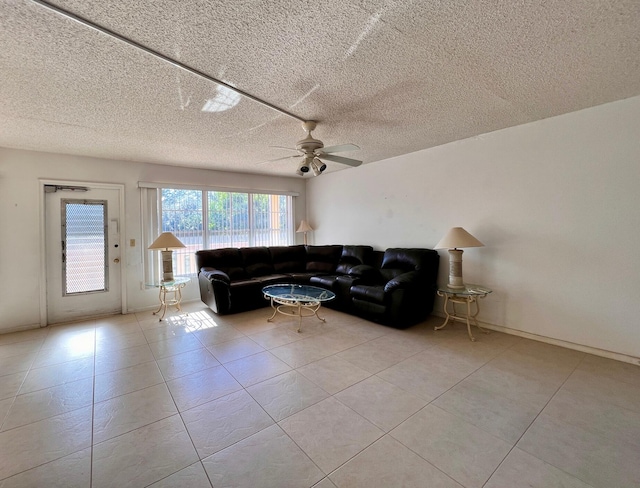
[39,179,127,326]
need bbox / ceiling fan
[265,121,362,176]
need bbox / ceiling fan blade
[320,143,360,154]
[257,154,299,165]
[318,154,362,167]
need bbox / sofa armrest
[198,268,232,314]
[200,267,230,285]
[384,271,421,293]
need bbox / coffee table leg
[267,297,278,322]
[265,296,326,332]
[314,303,326,323]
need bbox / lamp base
[447,249,465,289]
[161,250,174,282]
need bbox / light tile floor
[0,302,639,487]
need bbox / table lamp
[435,227,484,289]
[148,232,186,282]
[296,220,313,245]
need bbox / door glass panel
[63,199,108,295]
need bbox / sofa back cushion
[305,245,342,273]
[371,250,385,269]
[335,245,373,274]
[381,248,439,280]
[195,248,248,280]
[240,247,275,277]
[270,245,307,273]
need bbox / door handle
[113,258,120,263]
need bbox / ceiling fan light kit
[297,159,310,176]
[311,157,326,176]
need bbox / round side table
[435,284,492,341]
[148,277,190,321]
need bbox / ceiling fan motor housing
[296,120,323,153]
[296,135,324,153]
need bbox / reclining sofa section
[195,245,439,329]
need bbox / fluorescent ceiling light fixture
[202,84,242,113]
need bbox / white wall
[307,96,640,359]
[0,150,306,332]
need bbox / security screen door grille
[62,199,108,295]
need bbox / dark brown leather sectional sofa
[195,245,439,329]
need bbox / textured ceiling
[1,0,639,177]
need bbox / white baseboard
[433,312,640,366]
[0,323,44,334]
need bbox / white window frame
[140,182,297,282]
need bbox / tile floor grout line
[220,312,333,480]
[381,429,471,488]
[144,317,203,442]
[270,346,428,482]
[479,350,590,488]
[170,311,273,472]
[186,308,328,484]
[172,395,215,487]
[364,338,525,487]
[0,326,52,482]
[2,321,97,483]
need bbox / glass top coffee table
[262,284,336,332]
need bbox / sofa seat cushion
[228,279,266,313]
[350,284,386,305]
[352,298,387,316]
[309,274,339,289]
[229,278,262,290]
[285,272,320,283]
[256,274,291,286]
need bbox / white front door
[45,186,123,323]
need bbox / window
[207,192,291,248]
[143,186,294,279]
[160,189,203,277]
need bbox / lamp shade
[435,227,483,249]
[148,232,186,250]
[296,220,314,233]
